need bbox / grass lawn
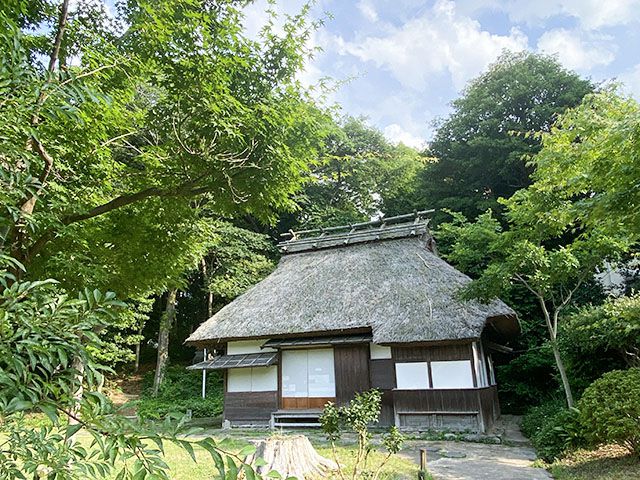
[549,445,640,480]
[83,431,418,480]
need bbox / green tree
[1,0,327,375]
[202,222,277,309]
[282,116,426,230]
[421,52,592,222]
[0,0,325,276]
[0,256,275,479]
[562,294,640,370]
[439,204,630,407]
[514,89,640,237]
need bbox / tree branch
[25,177,210,260]
[48,0,70,73]
[18,0,70,217]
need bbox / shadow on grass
[550,445,640,480]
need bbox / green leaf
[38,403,58,425]
[238,444,256,458]
[65,423,83,440]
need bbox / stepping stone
[440,451,467,458]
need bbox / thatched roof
[186,218,518,346]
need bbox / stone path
[400,441,552,480]
[399,416,552,480]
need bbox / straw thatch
[186,227,517,346]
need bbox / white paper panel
[370,343,392,360]
[307,348,335,397]
[227,340,275,355]
[282,350,308,397]
[227,368,252,392]
[250,366,278,392]
[395,362,429,390]
[431,360,474,389]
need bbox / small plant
[522,399,584,462]
[578,368,640,456]
[320,389,406,480]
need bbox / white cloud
[462,0,640,30]
[383,124,426,149]
[537,28,616,70]
[357,0,379,22]
[619,64,640,100]
[334,0,528,91]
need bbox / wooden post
[201,348,207,399]
[418,448,427,480]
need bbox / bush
[578,368,640,456]
[320,390,407,480]
[522,399,583,462]
[134,365,223,419]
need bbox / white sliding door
[282,348,335,398]
[307,349,335,397]
[282,350,308,397]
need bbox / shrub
[578,368,640,456]
[320,389,408,480]
[522,399,584,462]
[134,365,223,419]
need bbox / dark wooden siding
[378,390,395,426]
[392,386,499,432]
[370,359,396,390]
[392,343,473,362]
[478,385,500,432]
[224,391,278,422]
[334,345,370,406]
[393,388,480,413]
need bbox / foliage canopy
[421,51,593,222]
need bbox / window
[282,348,335,398]
[227,366,277,392]
[370,343,392,359]
[395,362,429,389]
[431,360,474,389]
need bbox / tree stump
[248,435,338,479]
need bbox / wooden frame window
[395,362,429,389]
[227,366,277,392]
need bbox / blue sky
[241,0,640,148]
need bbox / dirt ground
[106,367,149,415]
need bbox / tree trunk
[539,298,574,408]
[134,328,142,373]
[550,339,574,408]
[200,258,213,318]
[153,288,177,396]
[247,435,338,479]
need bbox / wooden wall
[221,341,500,432]
[224,391,278,424]
[392,343,473,362]
[393,386,498,432]
[478,385,500,432]
[394,388,479,413]
[370,359,395,389]
[334,345,370,405]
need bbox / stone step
[273,422,321,428]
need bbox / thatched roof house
[186,211,518,432]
